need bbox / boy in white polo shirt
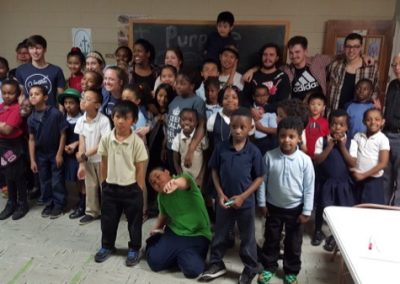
[75,89,111,224]
[95,100,148,267]
[350,108,390,204]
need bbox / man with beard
[242,43,290,112]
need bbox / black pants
[101,182,143,250]
[209,205,258,275]
[261,203,303,275]
[4,156,27,207]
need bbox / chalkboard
[129,20,289,72]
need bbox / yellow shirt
[98,129,148,186]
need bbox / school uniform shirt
[208,138,265,209]
[74,111,111,163]
[207,109,256,137]
[253,104,277,139]
[205,104,222,120]
[16,63,66,107]
[28,106,68,153]
[350,131,390,178]
[262,147,315,215]
[346,101,374,139]
[0,103,25,139]
[171,129,208,179]
[98,129,148,186]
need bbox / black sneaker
[94,247,115,263]
[311,230,326,246]
[41,205,53,218]
[199,263,227,282]
[50,208,64,219]
[125,249,140,267]
[69,207,85,219]
[0,204,15,220]
[12,204,29,220]
[238,270,256,284]
[79,214,98,225]
[323,235,336,252]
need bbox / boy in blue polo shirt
[28,85,68,218]
[200,107,265,284]
[257,116,315,284]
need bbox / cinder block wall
[0,0,395,74]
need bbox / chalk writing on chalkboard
[129,20,289,72]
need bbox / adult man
[243,43,290,112]
[327,33,379,114]
[16,35,65,107]
[282,36,332,101]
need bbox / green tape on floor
[7,258,33,284]
[69,255,92,284]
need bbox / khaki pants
[85,162,101,217]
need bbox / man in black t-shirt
[243,43,290,112]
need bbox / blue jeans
[36,152,66,209]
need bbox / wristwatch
[81,153,88,162]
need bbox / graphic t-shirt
[16,63,65,107]
[291,66,322,101]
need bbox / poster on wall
[72,28,92,56]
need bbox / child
[57,88,84,219]
[305,92,329,158]
[253,85,277,155]
[146,167,211,278]
[28,85,68,218]
[115,46,133,67]
[276,99,309,152]
[311,110,355,248]
[157,65,178,89]
[16,35,65,107]
[66,48,85,92]
[94,101,148,267]
[0,57,10,101]
[121,84,151,142]
[75,88,111,224]
[200,107,264,284]
[196,59,220,101]
[219,45,243,90]
[172,108,208,187]
[166,71,206,175]
[9,39,30,78]
[80,70,103,112]
[257,116,314,284]
[206,85,240,147]
[346,79,375,139]
[204,11,236,61]
[153,48,184,90]
[350,108,390,204]
[0,79,28,220]
[204,76,222,119]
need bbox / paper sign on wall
[72,28,92,56]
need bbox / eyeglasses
[345,45,361,50]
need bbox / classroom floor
[0,194,352,284]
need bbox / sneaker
[199,263,227,282]
[94,247,115,263]
[125,249,140,267]
[50,208,64,219]
[69,207,85,219]
[323,235,336,252]
[283,274,298,284]
[238,270,256,284]
[311,230,326,246]
[0,204,15,220]
[41,205,53,218]
[79,214,98,225]
[257,270,275,284]
[12,204,29,220]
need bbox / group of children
[0,10,394,284]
